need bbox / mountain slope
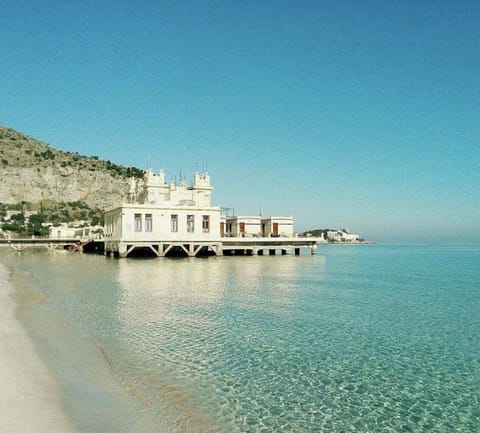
[0,126,143,209]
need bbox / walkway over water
[221,238,318,256]
[1,237,322,257]
[0,238,91,252]
[105,237,320,258]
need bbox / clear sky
[1,0,479,242]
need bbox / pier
[104,237,318,258]
[0,237,94,253]
[221,237,317,256]
[2,236,321,258]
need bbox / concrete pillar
[118,243,128,258]
[158,243,165,257]
[311,244,317,255]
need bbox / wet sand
[0,263,76,433]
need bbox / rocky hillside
[0,126,143,210]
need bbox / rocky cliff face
[0,126,143,209]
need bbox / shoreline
[0,263,76,433]
[1,253,160,433]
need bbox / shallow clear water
[3,244,480,432]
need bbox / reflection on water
[113,256,309,433]
[116,255,308,317]
[3,246,480,433]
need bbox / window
[145,214,152,232]
[187,214,194,232]
[171,214,178,232]
[134,213,142,232]
[202,215,210,233]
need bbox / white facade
[104,170,222,256]
[101,169,316,257]
[261,217,294,238]
[49,224,76,239]
[128,169,213,208]
[104,204,221,242]
[326,230,360,242]
[49,224,104,239]
[225,216,262,237]
[4,210,38,222]
[343,233,360,241]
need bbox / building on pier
[104,170,222,257]
[223,216,295,238]
[261,216,294,238]
[225,216,262,237]
[104,170,315,258]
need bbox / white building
[102,168,314,258]
[104,170,222,257]
[49,223,104,240]
[225,216,262,237]
[4,210,38,222]
[262,217,294,238]
[49,224,76,239]
[326,229,360,242]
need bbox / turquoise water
[3,244,480,432]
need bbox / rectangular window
[187,214,194,232]
[202,215,210,233]
[171,214,178,232]
[134,213,142,232]
[145,214,152,232]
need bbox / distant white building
[4,210,38,222]
[49,224,76,239]
[49,223,103,240]
[326,229,360,242]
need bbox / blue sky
[1,0,479,242]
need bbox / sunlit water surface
[3,244,480,432]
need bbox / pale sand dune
[0,264,76,433]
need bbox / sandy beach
[0,263,76,433]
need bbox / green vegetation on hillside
[0,126,144,235]
[0,126,144,178]
[0,201,103,237]
[301,228,330,238]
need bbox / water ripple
[6,246,480,432]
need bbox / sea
[2,244,480,433]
